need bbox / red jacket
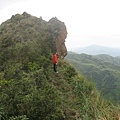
[52,54,58,64]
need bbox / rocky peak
[0,13,67,58]
[48,17,67,58]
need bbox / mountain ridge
[66,52,120,103]
[0,12,119,120]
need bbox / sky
[0,0,120,50]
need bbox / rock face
[0,12,68,58]
[48,18,67,58]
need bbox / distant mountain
[66,52,120,103]
[73,45,120,57]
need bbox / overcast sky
[0,0,120,50]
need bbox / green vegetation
[0,13,120,120]
[66,52,120,104]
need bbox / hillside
[66,52,120,104]
[0,13,120,120]
[72,45,120,57]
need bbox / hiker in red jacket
[52,52,58,73]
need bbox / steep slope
[0,13,119,120]
[66,52,120,104]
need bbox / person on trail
[52,52,58,73]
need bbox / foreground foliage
[0,59,120,120]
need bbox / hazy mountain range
[72,45,120,57]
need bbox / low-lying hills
[0,12,119,120]
[66,52,120,104]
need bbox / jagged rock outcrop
[48,17,67,58]
[0,12,67,58]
